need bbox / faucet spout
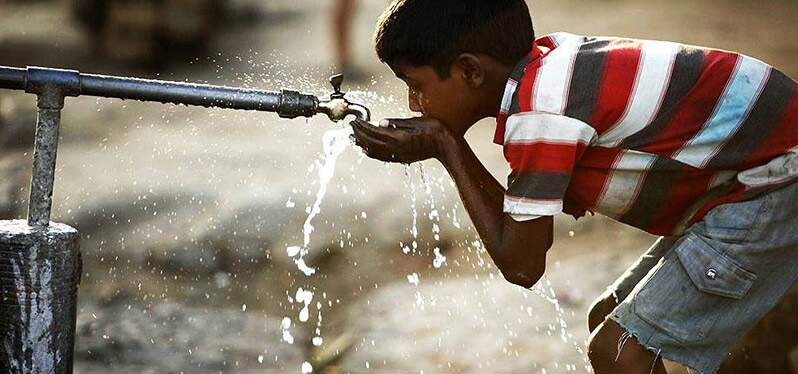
[345,102,371,122]
[317,97,371,122]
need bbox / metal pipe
[79,73,320,118]
[0,66,25,90]
[0,66,369,122]
[27,104,63,227]
[81,73,281,110]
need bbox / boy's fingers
[351,122,378,147]
[361,142,398,162]
[351,119,396,143]
[351,120,378,143]
[368,148,401,163]
[381,118,422,130]
[351,124,407,162]
[352,123,392,155]
[367,123,403,142]
[353,119,416,143]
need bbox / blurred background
[0,0,796,373]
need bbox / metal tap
[317,74,371,122]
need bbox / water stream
[282,125,354,373]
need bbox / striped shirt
[495,32,798,236]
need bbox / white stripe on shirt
[504,195,564,217]
[500,79,518,113]
[532,41,580,114]
[597,41,679,147]
[594,150,658,218]
[547,32,586,47]
[504,112,596,145]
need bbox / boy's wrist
[435,131,463,165]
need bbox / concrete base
[0,220,81,374]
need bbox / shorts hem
[609,307,715,374]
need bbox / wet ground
[1,0,797,373]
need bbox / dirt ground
[1,0,797,373]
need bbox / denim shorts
[607,181,798,374]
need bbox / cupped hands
[350,117,453,164]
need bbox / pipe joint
[278,89,319,119]
[26,67,81,109]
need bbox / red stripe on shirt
[639,50,739,156]
[494,113,509,144]
[648,169,715,234]
[537,36,557,49]
[591,40,643,134]
[686,182,747,228]
[564,147,625,209]
[504,142,588,174]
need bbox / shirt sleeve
[501,112,596,220]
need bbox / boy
[351,0,798,373]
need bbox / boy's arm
[437,132,553,287]
[351,118,553,288]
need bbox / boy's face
[391,63,481,136]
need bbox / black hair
[374,0,535,77]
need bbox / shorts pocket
[632,234,757,343]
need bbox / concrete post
[0,221,81,373]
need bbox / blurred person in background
[332,0,366,80]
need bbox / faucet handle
[329,74,344,95]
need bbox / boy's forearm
[435,134,508,252]
[435,134,553,288]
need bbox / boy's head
[375,0,534,133]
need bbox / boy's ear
[454,54,485,88]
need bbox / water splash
[283,125,354,373]
[420,166,446,269]
[296,288,314,323]
[401,166,419,255]
[532,278,591,372]
[280,317,294,344]
[286,126,354,276]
